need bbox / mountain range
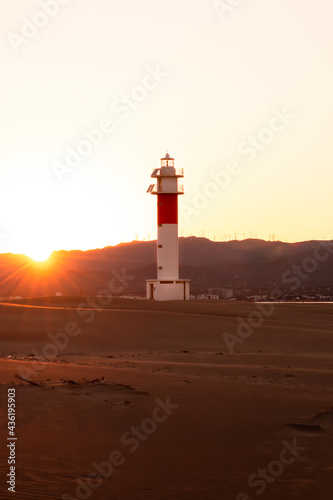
[0,238,332,299]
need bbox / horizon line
[1,236,333,261]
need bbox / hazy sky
[1,0,332,260]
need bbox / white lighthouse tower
[146,153,190,301]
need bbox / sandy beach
[0,299,332,499]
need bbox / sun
[27,249,52,263]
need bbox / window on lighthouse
[161,158,174,166]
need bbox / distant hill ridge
[0,237,332,298]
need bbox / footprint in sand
[286,408,333,435]
[285,423,325,434]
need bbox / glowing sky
[1,0,332,260]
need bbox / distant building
[197,294,219,300]
[248,295,266,302]
[208,288,233,299]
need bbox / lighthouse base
[146,279,190,301]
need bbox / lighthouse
[146,153,190,300]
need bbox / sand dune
[0,300,332,499]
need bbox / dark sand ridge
[0,299,332,499]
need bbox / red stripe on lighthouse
[157,194,178,225]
